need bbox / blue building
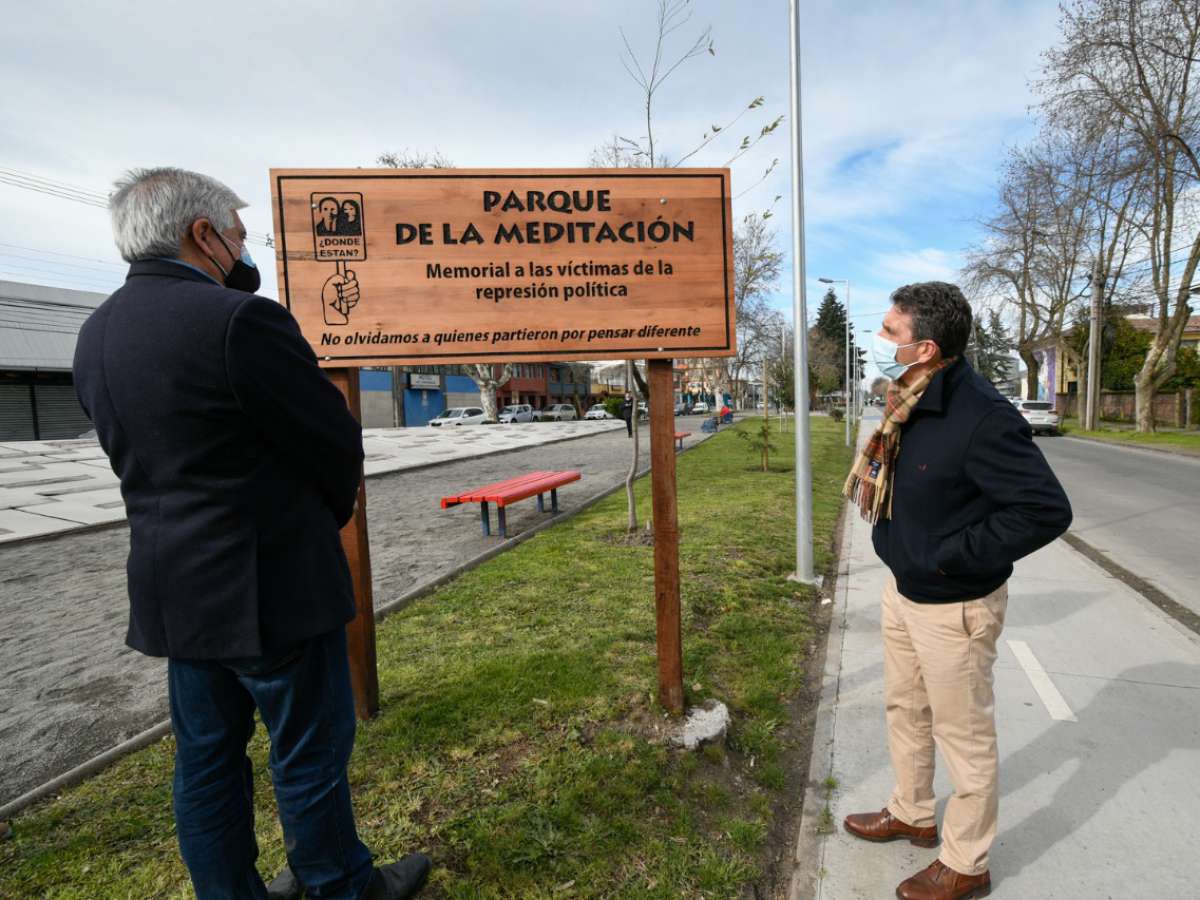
[358,369,482,428]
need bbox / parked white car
[538,403,578,422]
[584,404,613,420]
[1013,400,1061,435]
[497,403,534,424]
[692,401,710,414]
[428,407,486,427]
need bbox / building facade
[1,280,106,440]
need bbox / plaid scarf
[842,360,953,523]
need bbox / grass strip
[1060,419,1200,456]
[0,417,852,899]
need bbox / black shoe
[266,866,303,900]
[362,853,432,899]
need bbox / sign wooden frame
[269,167,736,720]
[270,168,736,367]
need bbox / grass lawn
[0,417,853,899]
[1061,418,1200,456]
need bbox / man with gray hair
[73,167,429,899]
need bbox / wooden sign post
[327,367,380,720]
[648,359,683,714]
[270,168,735,719]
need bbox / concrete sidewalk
[793,437,1200,897]
[0,419,625,543]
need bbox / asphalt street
[1037,434,1200,614]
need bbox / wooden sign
[269,168,736,366]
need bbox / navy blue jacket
[872,358,1072,602]
[73,260,363,659]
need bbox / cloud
[871,247,963,285]
[0,0,1061,328]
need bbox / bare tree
[618,0,713,168]
[377,150,513,420]
[964,150,1067,398]
[1039,0,1200,430]
[376,148,453,169]
[596,1,783,532]
[1053,126,1148,422]
[723,214,784,406]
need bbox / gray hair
[109,167,247,262]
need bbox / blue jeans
[168,628,374,899]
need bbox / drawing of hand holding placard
[311,192,366,325]
[322,266,359,324]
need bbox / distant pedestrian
[73,167,429,900]
[622,391,634,437]
[841,281,1071,900]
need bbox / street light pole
[818,276,851,447]
[860,328,873,415]
[788,0,819,586]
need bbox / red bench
[674,431,691,451]
[440,470,581,538]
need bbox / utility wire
[0,166,275,247]
[0,242,126,268]
[0,251,125,277]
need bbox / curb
[789,502,855,900]
[1060,531,1200,641]
[0,722,173,822]
[0,431,712,819]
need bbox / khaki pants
[881,575,1008,876]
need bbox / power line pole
[788,0,819,586]
[1084,259,1103,431]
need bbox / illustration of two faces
[315,197,362,236]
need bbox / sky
[0,0,1061,382]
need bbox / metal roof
[0,280,108,372]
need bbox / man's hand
[321,270,360,325]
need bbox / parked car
[692,401,710,414]
[496,403,534,424]
[538,403,578,422]
[428,407,486,426]
[1012,400,1061,435]
[674,401,684,415]
[584,404,613,420]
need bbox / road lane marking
[1007,640,1077,722]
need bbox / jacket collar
[911,356,967,415]
[126,258,221,285]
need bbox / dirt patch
[746,502,846,899]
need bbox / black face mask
[209,227,261,294]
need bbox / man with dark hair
[75,168,429,900]
[841,281,1071,900]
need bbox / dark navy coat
[73,260,363,659]
[872,358,1072,602]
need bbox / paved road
[797,412,1200,898]
[0,420,707,806]
[1037,435,1200,614]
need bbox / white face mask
[872,333,925,380]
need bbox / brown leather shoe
[896,859,990,899]
[843,807,938,847]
